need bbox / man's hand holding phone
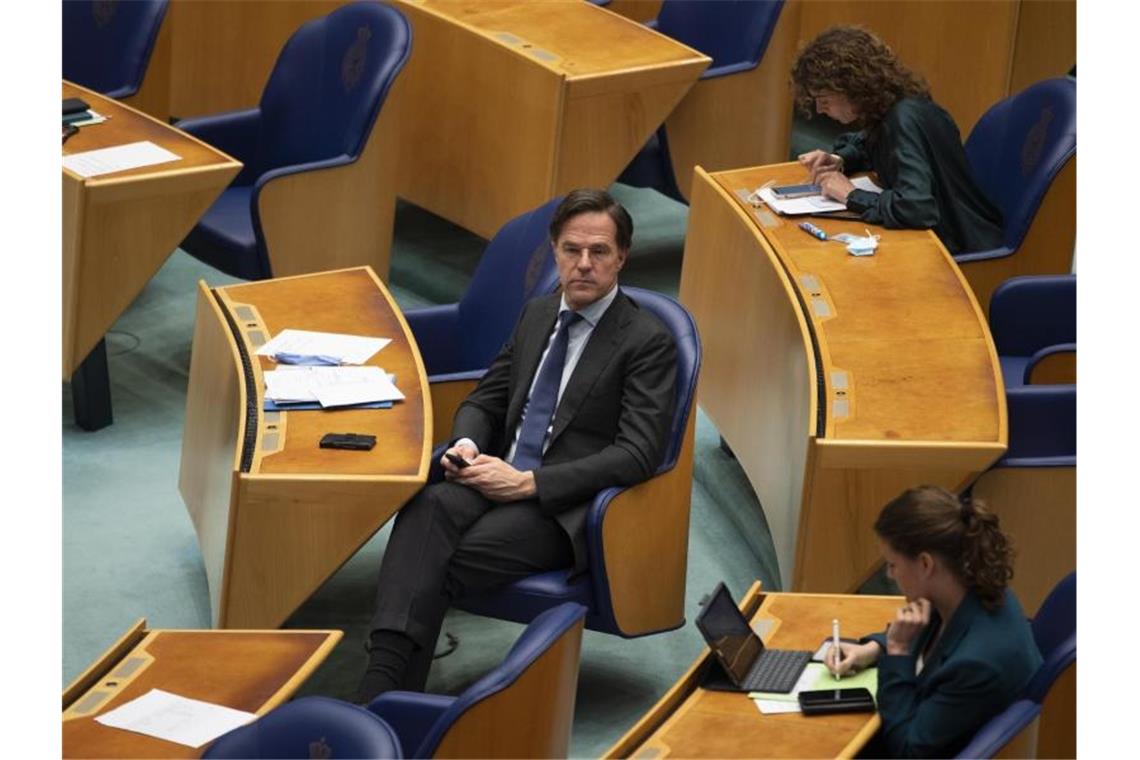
[441,442,477,475]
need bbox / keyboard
[741,648,813,693]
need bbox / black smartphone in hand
[445,452,471,468]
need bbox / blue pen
[274,352,342,366]
[799,221,828,241]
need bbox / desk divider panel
[180,268,431,629]
[680,168,817,589]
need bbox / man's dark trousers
[369,481,573,690]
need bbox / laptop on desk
[696,583,812,694]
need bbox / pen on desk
[799,221,828,241]
[832,618,841,681]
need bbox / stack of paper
[749,663,879,715]
[256,329,390,366]
[757,176,884,215]
[264,366,404,409]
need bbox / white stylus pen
[832,618,841,681]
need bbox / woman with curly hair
[791,26,1003,255]
[825,486,1041,757]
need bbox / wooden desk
[62,619,341,758]
[680,164,1006,593]
[62,81,240,430]
[607,584,904,758]
[164,1,708,240]
[179,267,431,629]
[387,0,709,238]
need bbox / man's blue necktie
[511,311,582,471]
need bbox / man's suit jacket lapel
[505,296,560,436]
[547,292,632,447]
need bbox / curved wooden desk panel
[959,157,1077,313]
[63,620,340,758]
[680,168,816,592]
[681,165,1006,592]
[388,0,709,238]
[606,583,905,759]
[62,82,241,377]
[179,267,431,629]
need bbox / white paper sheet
[757,176,884,215]
[94,688,256,749]
[256,329,391,365]
[264,366,403,406]
[754,699,802,715]
[63,140,181,178]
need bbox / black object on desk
[320,433,377,451]
[799,687,876,715]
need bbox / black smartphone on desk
[798,687,875,715]
[771,183,821,199]
[319,433,376,451]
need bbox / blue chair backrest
[455,197,564,369]
[203,696,403,758]
[989,275,1075,357]
[252,1,412,177]
[62,0,169,98]
[414,602,587,757]
[954,699,1041,759]
[621,287,701,472]
[1002,385,1075,467]
[1025,571,1076,701]
[654,0,784,73]
[965,77,1076,252]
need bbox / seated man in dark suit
[356,189,677,702]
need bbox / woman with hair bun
[790,26,1003,255]
[826,486,1041,758]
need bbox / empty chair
[203,696,403,759]
[367,602,587,758]
[953,699,1041,759]
[406,198,563,443]
[989,274,1075,387]
[453,287,701,638]
[177,2,411,281]
[619,0,793,202]
[62,0,170,119]
[958,77,1077,310]
[1026,572,1076,760]
[967,384,1074,616]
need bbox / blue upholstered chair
[953,699,1042,759]
[367,603,587,758]
[62,0,168,101]
[958,77,1077,309]
[203,696,403,759]
[178,2,411,281]
[1026,572,1076,760]
[618,0,788,202]
[406,197,563,444]
[989,275,1075,387]
[450,287,701,638]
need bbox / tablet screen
[696,584,763,686]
